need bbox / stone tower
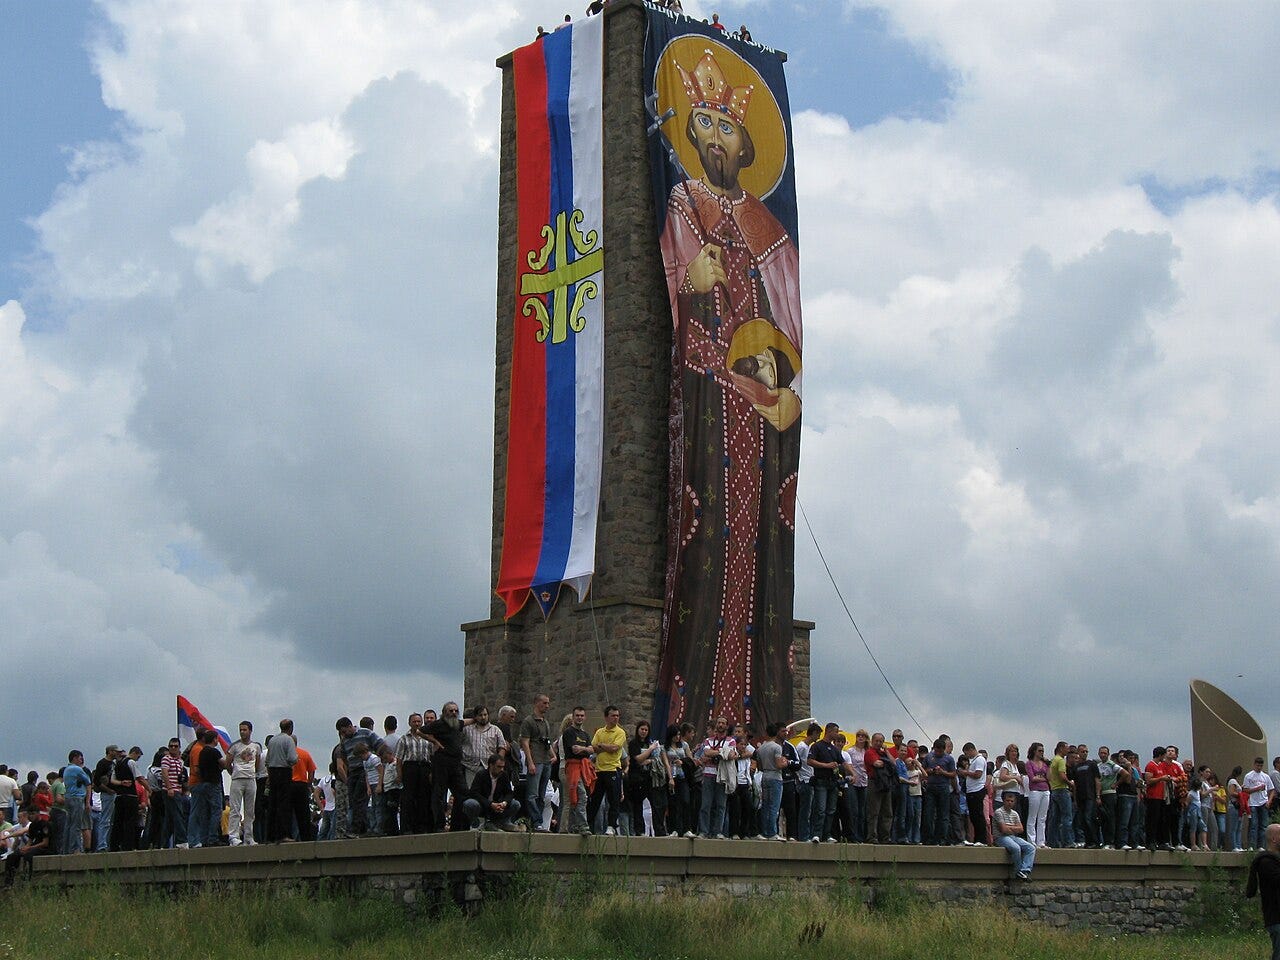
[461,0,812,727]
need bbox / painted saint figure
[653,43,802,735]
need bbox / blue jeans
[1179,799,1204,845]
[998,834,1036,876]
[525,761,552,829]
[810,780,839,841]
[893,784,909,842]
[1251,807,1269,849]
[1116,794,1138,847]
[795,781,814,841]
[95,794,115,851]
[187,782,222,847]
[907,795,922,843]
[924,786,950,844]
[698,778,727,836]
[163,793,188,846]
[1267,923,1279,960]
[1049,788,1074,847]
[846,785,866,842]
[759,778,783,837]
[1227,804,1241,848]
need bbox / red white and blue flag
[176,694,231,750]
[498,16,605,620]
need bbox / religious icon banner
[497,15,605,620]
[646,9,802,734]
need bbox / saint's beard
[701,146,739,191]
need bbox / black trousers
[268,767,293,841]
[1144,798,1169,848]
[967,790,989,843]
[587,770,623,829]
[144,790,167,848]
[289,781,314,841]
[110,794,140,852]
[431,755,471,831]
[781,780,799,840]
[399,761,433,833]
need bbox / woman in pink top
[1024,742,1051,848]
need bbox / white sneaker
[682,830,696,839]
[825,837,838,843]
[809,837,820,843]
[752,834,767,841]
[1233,847,1244,852]
[229,837,242,846]
[715,833,728,839]
[244,838,257,846]
[605,827,616,836]
[175,842,189,849]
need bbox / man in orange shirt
[289,736,317,841]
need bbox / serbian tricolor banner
[176,695,232,750]
[497,16,605,620]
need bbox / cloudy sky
[4,0,1278,774]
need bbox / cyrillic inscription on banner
[497,16,605,620]
[646,10,803,733]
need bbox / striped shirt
[462,723,505,773]
[161,755,185,792]
[395,731,434,764]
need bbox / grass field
[0,881,1269,960]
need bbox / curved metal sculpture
[1189,679,1268,780]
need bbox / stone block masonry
[463,0,811,725]
[34,834,1244,934]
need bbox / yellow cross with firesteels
[520,208,603,345]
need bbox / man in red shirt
[289,737,317,841]
[1144,746,1174,851]
[1163,746,1189,849]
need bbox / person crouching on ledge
[994,790,1036,881]
[463,754,522,832]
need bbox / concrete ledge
[34,834,1249,887]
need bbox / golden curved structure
[1189,679,1268,779]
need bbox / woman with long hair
[1025,742,1051,848]
[1227,765,1246,851]
[627,720,665,836]
[993,744,1024,840]
[664,725,692,837]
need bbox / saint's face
[690,108,746,190]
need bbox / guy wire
[797,497,930,742]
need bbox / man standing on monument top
[520,694,554,832]
[653,40,802,736]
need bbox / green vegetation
[0,882,1268,960]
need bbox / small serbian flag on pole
[176,695,231,750]
[497,15,605,620]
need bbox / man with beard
[654,46,802,736]
[425,702,476,831]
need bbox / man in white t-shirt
[0,768,19,821]
[226,721,265,845]
[1243,757,1276,850]
[792,723,819,841]
[315,771,338,840]
[960,742,989,845]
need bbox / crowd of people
[537,3,754,45]
[3,700,1279,886]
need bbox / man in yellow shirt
[587,706,627,835]
[1048,741,1076,848]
